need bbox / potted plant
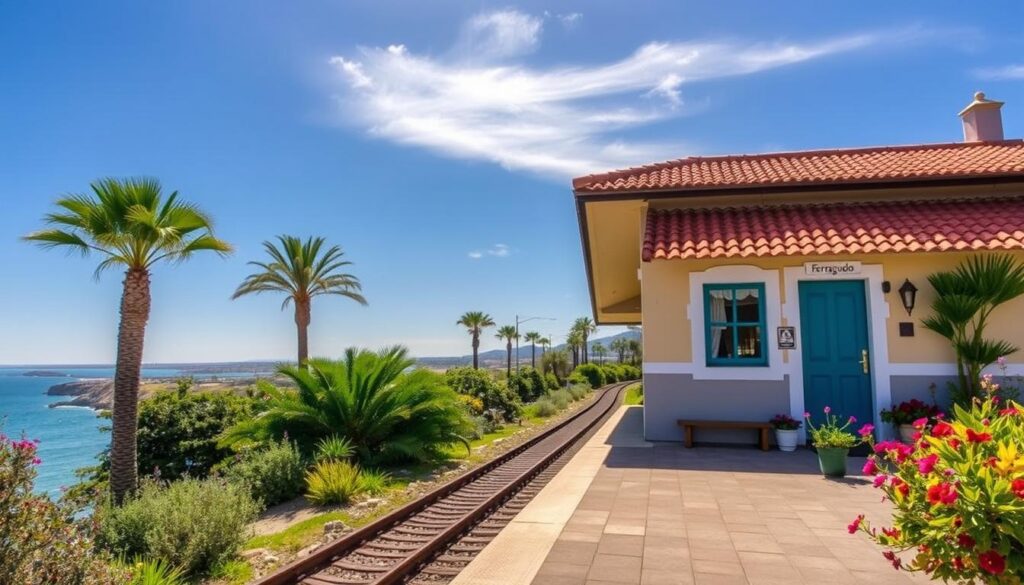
[803,407,869,477]
[880,399,942,443]
[769,414,801,452]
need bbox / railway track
[256,381,632,585]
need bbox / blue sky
[2,1,1023,364]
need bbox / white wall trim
[643,362,695,375]
[889,363,1024,377]
[782,264,893,441]
[685,265,785,381]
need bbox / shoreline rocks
[46,379,114,410]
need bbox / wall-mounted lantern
[898,279,918,316]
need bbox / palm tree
[572,317,597,364]
[610,338,628,363]
[457,311,495,369]
[539,337,551,358]
[566,330,583,369]
[496,325,519,376]
[627,339,642,365]
[523,332,542,368]
[221,347,474,464]
[24,177,232,503]
[232,235,366,365]
[592,342,607,364]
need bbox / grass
[624,383,644,406]
[209,559,253,585]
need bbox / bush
[549,389,572,410]
[506,372,536,403]
[573,364,606,389]
[305,461,363,505]
[97,477,259,577]
[541,349,571,382]
[567,371,588,387]
[444,366,522,423]
[521,367,547,401]
[222,347,476,465]
[544,372,560,392]
[221,439,306,508]
[126,558,187,585]
[315,436,354,463]
[532,398,559,417]
[601,365,620,383]
[854,394,1024,581]
[568,384,590,401]
[137,391,256,481]
[0,435,126,584]
[357,468,391,495]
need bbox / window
[703,283,767,366]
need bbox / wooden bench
[677,420,772,451]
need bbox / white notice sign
[804,261,862,277]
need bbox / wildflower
[873,474,888,488]
[957,533,976,549]
[824,406,831,414]
[912,417,929,429]
[932,421,955,437]
[926,482,958,506]
[32,457,41,465]
[1012,478,1024,499]
[881,527,900,539]
[803,411,811,419]
[848,415,857,424]
[890,476,910,497]
[858,423,874,437]
[882,550,902,570]
[862,458,878,475]
[847,515,864,534]
[966,428,992,443]
[917,454,939,474]
[978,550,1006,575]
[1000,405,1021,416]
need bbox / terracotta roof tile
[574,141,1024,194]
[641,197,1024,261]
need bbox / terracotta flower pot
[774,429,799,452]
[898,424,917,444]
[816,447,849,477]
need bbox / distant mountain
[415,329,641,369]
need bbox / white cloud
[974,64,1024,80]
[545,11,582,29]
[327,12,926,179]
[468,243,512,259]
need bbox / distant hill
[415,329,640,370]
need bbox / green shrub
[305,461,362,505]
[532,398,559,417]
[316,435,354,463]
[567,371,588,387]
[544,372,560,392]
[549,389,572,410]
[521,367,547,401]
[568,384,590,401]
[137,391,256,481]
[600,365,620,383]
[126,558,187,585]
[357,469,391,495]
[221,439,306,508]
[222,347,476,465]
[541,349,571,382]
[506,372,535,403]
[97,478,259,577]
[0,435,127,584]
[444,366,522,423]
[572,364,606,389]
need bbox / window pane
[734,288,761,323]
[709,325,734,359]
[736,326,762,358]
[707,288,733,323]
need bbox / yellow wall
[641,251,1024,365]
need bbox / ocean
[0,366,266,498]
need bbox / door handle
[860,349,870,374]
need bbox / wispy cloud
[468,243,512,259]
[545,11,582,30]
[974,64,1024,80]
[328,11,931,179]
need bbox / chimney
[959,91,1004,142]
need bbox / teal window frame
[703,282,768,367]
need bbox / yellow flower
[993,442,1024,476]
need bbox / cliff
[46,379,115,410]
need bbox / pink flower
[858,423,875,437]
[997,356,1007,368]
[848,415,857,424]
[917,454,939,474]
[824,406,831,414]
[873,474,888,488]
[847,515,864,534]
[862,459,878,475]
[803,411,811,418]
[926,482,958,506]
[912,417,929,429]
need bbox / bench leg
[760,428,770,451]
[684,425,694,448]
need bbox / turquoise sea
[0,366,265,498]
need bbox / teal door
[799,280,873,427]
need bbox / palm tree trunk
[472,332,480,369]
[531,344,536,368]
[506,340,512,377]
[110,268,151,504]
[295,299,311,365]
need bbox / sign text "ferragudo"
[804,261,862,277]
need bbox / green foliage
[221,439,306,508]
[0,435,126,584]
[520,367,547,401]
[541,349,571,382]
[567,371,588,387]
[357,468,391,495]
[549,389,573,410]
[137,390,256,481]
[444,366,522,423]
[97,478,259,577]
[856,396,1024,581]
[601,365,620,383]
[506,372,535,403]
[316,435,354,463]
[624,384,644,406]
[532,398,559,417]
[126,558,187,585]
[305,461,362,505]
[222,347,475,465]
[922,254,1024,400]
[572,364,606,389]
[567,383,591,401]
[803,407,862,449]
[544,372,560,392]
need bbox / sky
[1,1,1023,364]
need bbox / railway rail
[256,380,632,585]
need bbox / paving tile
[536,561,591,579]
[548,541,598,566]
[597,534,645,557]
[641,569,694,585]
[587,553,642,584]
[691,559,745,576]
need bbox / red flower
[847,514,864,534]
[912,417,929,428]
[882,550,902,570]
[999,405,1021,416]
[979,550,1005,575]
[932,422,955,437]
[952,557,965,572]
[948,438,962,450]
[882,527,900,539]
[1012,478,1024,499]
[862,458,877,475]
[917,454,938,474]
[966,428,992,443]
[926,482,958,506]
[957,533,976,549]
[891,477,910,497]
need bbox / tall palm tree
[233,235,366,365]
[456,311,495,369]
[539,337,551,359]
[610,338,628,363]
[496,325,519,377]
[523,331,542,368]
[566,330,583,369]
[24,177,232,503]
[572,317,597,364]
[592,342,607,364]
